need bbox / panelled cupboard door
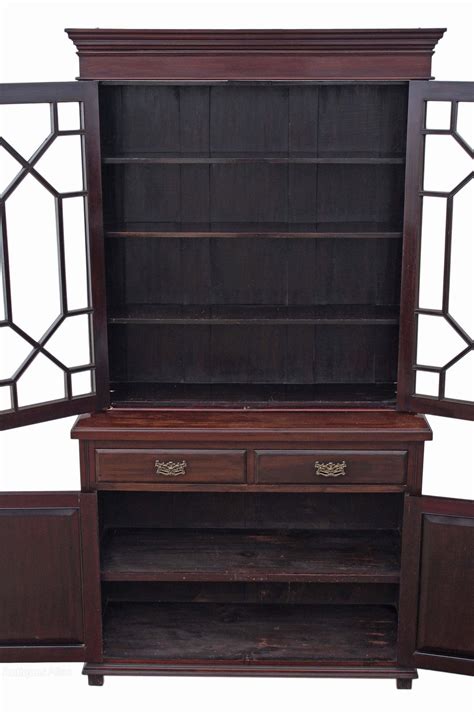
[398,81,474,420]
[398,495,474,676]
[0,82,109,430]
[0,492,102,662]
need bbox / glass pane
[456,102,474,150]
[416,314,467,369]
[57,102,81,132]
[0,146,22,195]
[0,385,11,410]
[16,352,65,407]
[423,134,473,192]
[415,370,439,398]
[0,103,51,159]
[418,197,446,310]
[5,173,61,340]
[0,242,6,322]
[34,135,84,193]
[0,327,31,380]
[46,313,92,368]
[425,101,451,130]
[445,352,474,402]
[449,179,474,337]
[71,369,93,397]
[63,196,89,310]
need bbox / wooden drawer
[255,450,407,485]
[95,449,246,484]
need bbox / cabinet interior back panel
[101,83,407,232]
[103,163,404,232]
[109,324,399,385]
[106,236,402,306]
[100,84,408,158]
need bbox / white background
[0,0,473,713]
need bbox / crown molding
[66,28,446,80]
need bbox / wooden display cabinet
[0,29,472,689]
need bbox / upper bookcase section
[65,28,446,81]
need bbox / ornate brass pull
[155,459,187,477]
[314,460,347,478]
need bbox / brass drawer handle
[155,459,187,477]
[314,460,347,478]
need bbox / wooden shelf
[104,221,403,239]
[101,528,401,584]
[106,230,403,240]
[107,304,400,326]
[110,382,397,408]
[102,602,398,662]
[103,155,405,165]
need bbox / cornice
[66,28,446,55]
[65,28,446,80]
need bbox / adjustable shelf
[101,528,401,584]
[105,230,403,239]
[102,602,398,662]
[102,155,405,165]
[107,304,400,326]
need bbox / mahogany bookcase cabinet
[0,29,473,690]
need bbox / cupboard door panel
[0,492,101,662]
[398,495,474,675]
[0,82,108,430]
[398,81,474,420]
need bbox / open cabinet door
[0,83,108,430]
[398,81,473,419]
[0,492,101,662]
[398,495,474,676]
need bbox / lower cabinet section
[2,484,472,686]
[88,490,413,684]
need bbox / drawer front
[96,449,246,484]
[255,450,407,485]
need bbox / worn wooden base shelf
[101,528,401,583]
[102,602,398,662]
[110,383,397,408]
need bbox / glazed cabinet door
[398,495,474,675]
[0,492,101,662]
[0,82,108,430]
[398,81,473,420]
